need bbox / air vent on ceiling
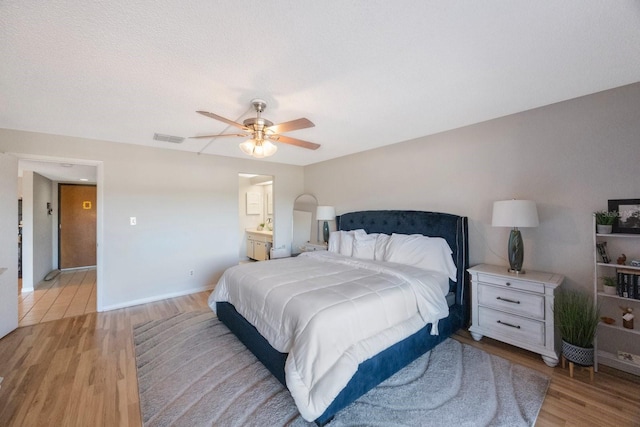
[153,133,184,144]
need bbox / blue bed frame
[217,210,469,425]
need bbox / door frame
[0,153,19,339]
[15,154,105,311]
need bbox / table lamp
[492,199,539,274]
[316,206,336,244]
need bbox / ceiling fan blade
[189,133,247,139]
[196,111,248,130]
[266,118,314,134]
[269,134,320,150]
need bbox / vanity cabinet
[246,231,273,261]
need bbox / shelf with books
[596,262,640,271]
[593,214,640,375]
[597,291,640,303]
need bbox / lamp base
[507,228,524,274]
[323,221,330,244]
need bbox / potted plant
[601,276,618,295]
[553,289,600,367]
[594,210,618,234]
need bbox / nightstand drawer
[477,273,544,294]
[477,307,545,346]
[477,284,545,320]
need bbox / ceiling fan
[192,99,320,158]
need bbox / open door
[0,154,19,339]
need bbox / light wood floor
[18,268,96,327]
[0,292,639,426]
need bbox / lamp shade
[492,200,539,228]
[239,139,278,158]
[316,206,336,221]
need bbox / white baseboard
[99,285,214,312]
[21,286,34,293]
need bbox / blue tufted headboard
[336,210,469,309]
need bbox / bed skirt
[217,301,466,425]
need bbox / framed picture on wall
[609,199,640,234]
[246,192,262,215]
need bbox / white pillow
[338,229,366,257]
[374,233,390,261]
[352,234,377,260]
[384,233,457,281]
[328,231,341,253]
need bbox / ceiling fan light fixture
[260,140,277,157]
[239,140,257,155]
[195,99,319,156]
[239,139,277,158]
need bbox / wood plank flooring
[0,291,639,426]
[18,268,96,327]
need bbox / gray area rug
[134,311,550,426]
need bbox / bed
[209,210,469,425]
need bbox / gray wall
[0,130,304,310]
[304,82,640,292]
[32,173,54,285]
[2,82,639,311]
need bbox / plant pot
[603,285,617,295]
[562,340,594,366]
[597,224,613,234]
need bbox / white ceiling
[2,1,640,168]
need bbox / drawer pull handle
[496,296,520,304]
[497,320,521,329]
[505,282,511,286]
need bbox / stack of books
[617,268,640,299]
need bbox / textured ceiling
[2,1,640,166]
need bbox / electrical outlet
[130,217,136,226]
[189,270,194,276]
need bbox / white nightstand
[300,242,327,252]
[468,264,564,367]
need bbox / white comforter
[209,251,450,421]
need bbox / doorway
[17,157,102,313]
[238,174,274,261]
[59,184,97,269]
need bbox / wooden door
[59,184,97,269]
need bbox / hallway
[18,268,96,327]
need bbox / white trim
[60,266,96,271]
[95,162,105,312]
[99,285,215,312]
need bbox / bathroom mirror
[292,194,318,255]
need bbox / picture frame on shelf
[609,199,640,234]
[596,241,611,263]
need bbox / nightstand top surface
[468,263,564,287]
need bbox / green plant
[553,289,600,348]
[594,210,618,225]
[601,276,617,287]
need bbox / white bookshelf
[593,217,640,375]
